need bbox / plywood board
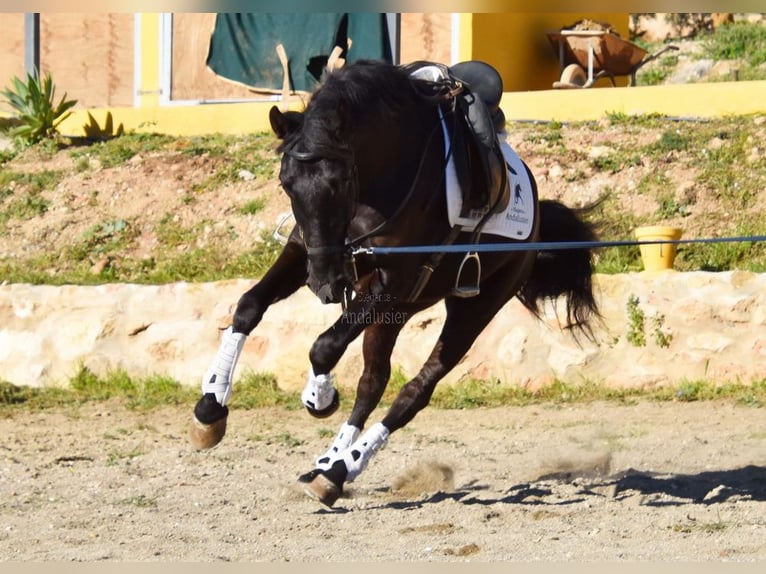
[39,14,134,108]
[171,13,263,102]
[400,13,453,66]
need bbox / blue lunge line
[352,235,766,256]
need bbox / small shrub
[1,70,77,144]
[238,197,266,216]
[626,295,646,347]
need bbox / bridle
[284,116,444,252]
[281,118,446,311]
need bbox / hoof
[190,393,229,449]
[304,388,340,419]
[297,468,323,484]
[303,472,342,508]
[189,414,227,450]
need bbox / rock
[2,272,766,391]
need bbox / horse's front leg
[189,234,308,450]
[298,269,398,417]
[296,309,404,503]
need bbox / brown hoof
[189,414,227,450]
[303,472,342,507]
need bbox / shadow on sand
[368,464,766,510]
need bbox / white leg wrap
[301,368,337,411]
[342,422,390,483]
[201,326,246,406]
[315,422,360,471]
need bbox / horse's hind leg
[382,262,531,432]
[190,236,308,450]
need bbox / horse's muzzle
[308,275,350,305]
[315,283,340,304]
[306,250,355,305]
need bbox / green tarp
[206,13,393,93]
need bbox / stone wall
[1,271,765,391]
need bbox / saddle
[405,60,510,220]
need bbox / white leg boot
[315,422,360,470]
[341,422,390,482]
[201,326,246,406]
[301,368,338,412]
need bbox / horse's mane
[280,60,435,157]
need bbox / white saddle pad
[443,121,535,240]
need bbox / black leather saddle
[404,60,510,219]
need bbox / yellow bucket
[634,226,683,271]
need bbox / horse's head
[270,105,356,305]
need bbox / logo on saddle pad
[445,137,535,240]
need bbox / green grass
[634,21,766,85]
[70,132,176,168]
[238,197,266,216]
[2,367,764,416]
[566,113,766,274]
[3,114,766,280]
[701,21,766,67]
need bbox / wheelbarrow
[547,29,678,88]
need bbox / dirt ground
[2,39,765,271]
[1,399,764,562]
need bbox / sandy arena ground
[1,399,764,562]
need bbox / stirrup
[453,251,481,298]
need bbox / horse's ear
[269,105,303,139]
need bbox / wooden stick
[275,43,290,110]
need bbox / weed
[652,314,673,348]
[238,198,266,216]
[3,371,765,415]
[626,295,646,347]
[635,172,671,195]
[637,52,679,86]
[652,130,689,153]
[71,133,176,169]
[3,192,50,221]
[525,121,566,147]
[228,371,301,410]
[272,432,304,448]
[106,446,145,466]
[701,21,766,67]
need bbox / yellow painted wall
[54,79,766,138]
[471,13,631,91]
[7,12,766,137]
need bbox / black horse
[189,60,599,507]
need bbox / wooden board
[39,14,134,108]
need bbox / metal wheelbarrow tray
[547,30,678,88]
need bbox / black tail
[518,200,600,339]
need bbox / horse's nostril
[316,284,335,304]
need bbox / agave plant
[1,69,77,144]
